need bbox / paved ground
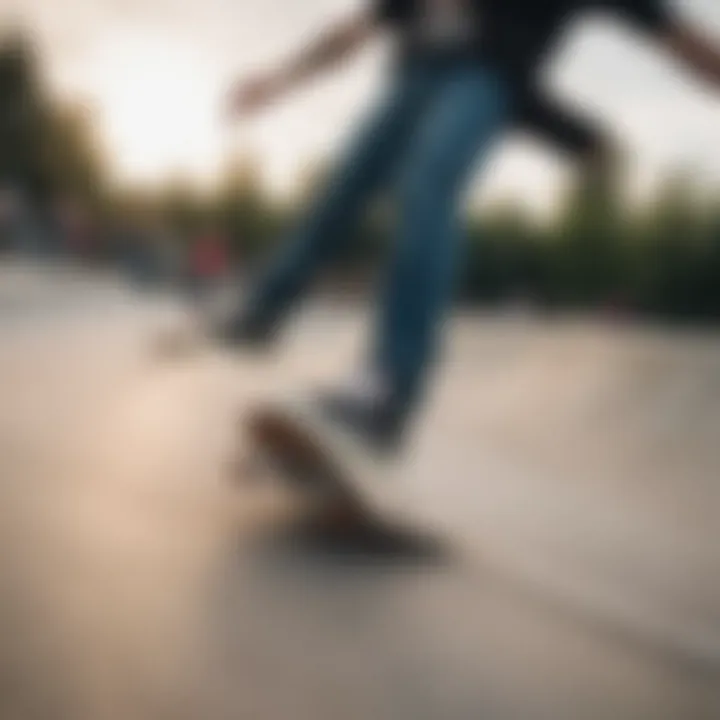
[0,259,718,720]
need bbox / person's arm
[605,0,720,89]
[661,20,720,89]
[514,90,621,189]
[227,10,378,118]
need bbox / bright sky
[3,0,720,212]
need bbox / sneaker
[246,391,405,516]
[313,383,407,457]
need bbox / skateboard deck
[237,400,453,559]
[241,399,397,526]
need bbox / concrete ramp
[418,318,720,665]
[0,267,718,719]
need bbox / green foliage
[42,103,108,205]
[0,31,50,197]
[629,180,720,319]
[455,172,720,321]
[0,30,107,205]
[215,154,288,259]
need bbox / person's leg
[228,62,442,339]
[369,65,511,441]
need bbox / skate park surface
[0,260,718,720]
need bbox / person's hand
[224,71,287,121]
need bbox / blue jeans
[243,56,511,425]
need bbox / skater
[220,0,720,457]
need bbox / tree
[0,30,108,207]
[462,202,540,304]
[42,102,108,207]
[0,31,50,198]
[545,157,628,306]
[157,175,207,241]
[216,153,281,259]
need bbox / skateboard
[236,400,453,559]
[240,399,395,528]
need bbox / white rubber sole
[246,395,402,516]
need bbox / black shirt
[374,0,674,86]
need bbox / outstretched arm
[227,10,378,118]
[514,90,621,191]
[661,20,720,89]
[607,0,720,89]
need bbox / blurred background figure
[187,225,231,307]
[118,218,156,289]
[0,185,46,256]
[54,195,97,263]
[151,217,184,290]
[0,185,20,253]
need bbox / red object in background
[191,233,229,278]
[66,227,92,256]
[57,198,96,259]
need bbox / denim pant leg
[373,66,511,418]
[240,63,442,329]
